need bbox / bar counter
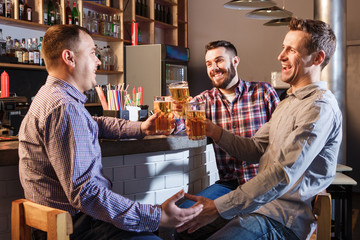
[0,135,207,166]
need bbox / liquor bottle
[47,0,55,25]
[43,0,48,25]
[95,45,101,70]
[27,38,34,64]
[0,29,6,56]
[139,0,143,16]
[91,11,97,33]
[166,7,171,24]
[32,38,39,65]
[86,11,91,32]
[0,0,4,17]
[154,3,158,21]
[19,0,24,20]
[21,38,29,64]
[6,36,14,57]
[138,26,141,43]
[55,0,61,24]
[24,0,32,21]
[107,45,115,71]
[14,40,23,63]
[72,1,79,25]
[108,15,113,37]
[5,0,12,18]
[135,0,140,15]
[142,0,147,18]
[38,37,44,66]
[65,0,72,24]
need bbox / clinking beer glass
[169,81,190,119]
[154,96,174,135]
[185,101,206,140]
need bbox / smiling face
[72,31,101,92]
[205,47,239,90]
[278,30,316,89]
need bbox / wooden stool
[11,199,73,240]
[310,192,332,240]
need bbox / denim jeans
[208,213,300,240]
[32,211,162,240]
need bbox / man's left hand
[176,193,220,234]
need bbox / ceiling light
[224,0,277,10]
[246,6,293,20]
[263,17,292,26]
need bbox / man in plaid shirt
[179,40,280,208]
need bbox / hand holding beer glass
[185,101,206,140]
[169,81,190,119]
[154,96,174,135]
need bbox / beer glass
[185,101,206,140]
[153,96,174,134]
[168,81,190,119]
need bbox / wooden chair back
[310,192,332,240]
[11,199,73,240]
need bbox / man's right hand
[159,190,203,228]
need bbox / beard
[211,62,237,89]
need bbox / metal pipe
[314,0,347,164]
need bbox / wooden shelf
[155,0,177,6]
[92,33,123,42]
[0,16,49,31]
[83,1,123,14]
[0,62,46,70]
[96,70,124,75]
[85,102,102,107]
[154,20,177,29]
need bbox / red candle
[132,21,138,46]
[1,71,9,98]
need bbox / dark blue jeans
[32,211,162,240]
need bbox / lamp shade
[224,0,277,10]
[263,17,292,26]
[246,6,293,20]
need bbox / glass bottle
[33,38,39,65]
[24,0,32,21]
[101,46,108,70]
[14,40,23,63]
[95,44,101,70]
[5,0,12,18]
[142,0,147,18]
[107,45,115,71]
[38,36,44,66]
[135,0,140,15]
[0,29,6,56]
[0,0,4,17]
[19,0,24,20]
[27,38,34,64]
[43,0,48,25]
[47,0,55,25]
[65,0,72,24]
[55,0,61,24]
[72,1,79,25]
[21,38,29,64]
[86,11,91,32]
[5,36,14,57]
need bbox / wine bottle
[55,0,61,24]
[21,38,29,64]
[65,0,72,24]
[28,38,34,65]
[19,0,24,20]
[72,1,79,25]
[33,38,40,65]
[24,0,32,21]
[47,0,55,25]
[38,37,45,66]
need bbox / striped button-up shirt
[19,76,161,232]
[188,79,279,184]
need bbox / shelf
[83,1,123,14]
[155,0,177,6]
[0,16,49,31]
[347,40,360,46]
[92,33,123,42]
[154,20,177,29]
[0,62,46,70]
[85,102,102,107]
[135,15,153,23]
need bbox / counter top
[0,135,207,166]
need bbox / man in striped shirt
[18,25,202,240]
[178,40,279,210]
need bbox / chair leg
[11,199,32,240]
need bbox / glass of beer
[168,81,190,119]
[154,96,174,135]
[185,101,206,140]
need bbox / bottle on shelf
[101,46,108,70]
[138,26,141,43]
[5,0,12,18]
[72,0,79,25]
[6,36,14,57]
[107,45,116,71]
[43,0,48,25]
[33,38,39,65]
[55,0,61,25]
[19,0,24,20]
[0,0,4,17]
[142,0,147,18]
[65,0,72,24]
[95,44,101,70]
[166,6,171,24]
[86,11,91,32]
[91,12,98,34]
[47,0,55,25]
[14,40,23,63]
[21,38,29,64]
[38,36,44,66]
[24,0,32,21]
[0,29,6,56]
[27,38,34,64]
[155,3,159,21]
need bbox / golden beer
[154,97,173,134]
[185,102,206,140]
[169,81,189,119]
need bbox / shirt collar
[214,78,244,97]
[287,81,328,100]
[46,76,88,104]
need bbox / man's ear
[233,55,240,67]
[62,49,75,67]
[313,50,325,66]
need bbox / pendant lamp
[246,6,293,20]
[224,0,277,10]
[263,17,292,26]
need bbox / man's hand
[140,112,175,136]
[160,190,203,228]
[176,193,220,234]
[185,118,222,142]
